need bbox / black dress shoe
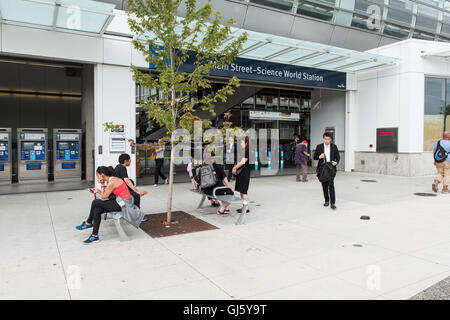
[331,204,336,210]
[237,208,250,213]
[323,202,329,207]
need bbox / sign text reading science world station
[149,47,347,90]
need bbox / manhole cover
[414,193,437,197]
[361,180,377,182]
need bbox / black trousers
[87,199,121,235]
[321,178,336,204]
[154,158,167,184]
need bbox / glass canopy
[138,17,399,73]
[227,27,399,73]
[0,0,115,35]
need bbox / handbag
[234,167,243,176]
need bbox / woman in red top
[75,166,131,244]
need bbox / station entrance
[0,57,94,193]
[135,82,315,185]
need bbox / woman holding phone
[76,166,133,244]
[233,136,251,214]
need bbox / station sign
[149,48,347,90]
[249,110,300,121]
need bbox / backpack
[434,140,449,163]
[198,164,217,189]
[317,162,335,183]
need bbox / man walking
[432,131,450,194]
[295,140,310,182]
[314,132,340,209]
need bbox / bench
[104,211,129,241]
[94,194,130,241]
[192,186,249,225]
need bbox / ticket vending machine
[17,128,48,183]
[0,128,12,184]
[53,129,82,181]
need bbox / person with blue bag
[432,131,450,194]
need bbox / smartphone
[88,188,95,194]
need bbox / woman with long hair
[153,138,168,187]
[233,135,251,213]
[75,166,134,244]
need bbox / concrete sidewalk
[0,172,449,300]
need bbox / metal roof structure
[0,0,115,36]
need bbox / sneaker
[142,217,149,222]
[331,204,337,210]
[83,235,99,244]
[217,208,225,215]
[76,221,93,231]
[223,208,231,214]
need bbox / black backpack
[434,140,449,163]
[317,162,335,183]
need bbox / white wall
[356,39,450,154]
[94,64,136,181]
[311,89,346,151]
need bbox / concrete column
[345,90,357,172]
[93,64,136,183]
[81,65,95,181]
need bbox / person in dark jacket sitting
[314,132,340,210]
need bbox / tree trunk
[166,130,176,224]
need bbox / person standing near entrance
[153,138,168,187]
[314,132,340,209]
[233,136,251,214]
[432,131,450,193]
[139,111,148,138]
[295,140,310,182]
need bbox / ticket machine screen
[56,141,79,160]
[21,142,46,161]
[0,141,8,161]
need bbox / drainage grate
[361,179,377,182]
[414,193,437,197]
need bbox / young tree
[126,0,247,224]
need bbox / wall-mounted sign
[110,136,126,153]
[110,124,125,134]
[376,127,398,153]
[150,49,347,90]
[249,110,300,121]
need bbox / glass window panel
[383,22,410,38]
[243,43,287,58]
[354,0,384,15]
[351,12,381,31]
[272,49,317,63]
[386,0,413,25]
[300,53,340,65]
[412,30,435,40]
[0,0,55,27]
[56,8,110,33]
[249,0,294,11]
[424,77,446,151]
[57,0,114,33]
[442,23,450,37]
[415,4,439,33]
[298,1,334,22]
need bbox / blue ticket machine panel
[53,129,82,181]
[0,128,12,184]
[17,128,48,183]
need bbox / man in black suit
[314,132,340,210]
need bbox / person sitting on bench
[75,166,136,244]
[199,152,234,215]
